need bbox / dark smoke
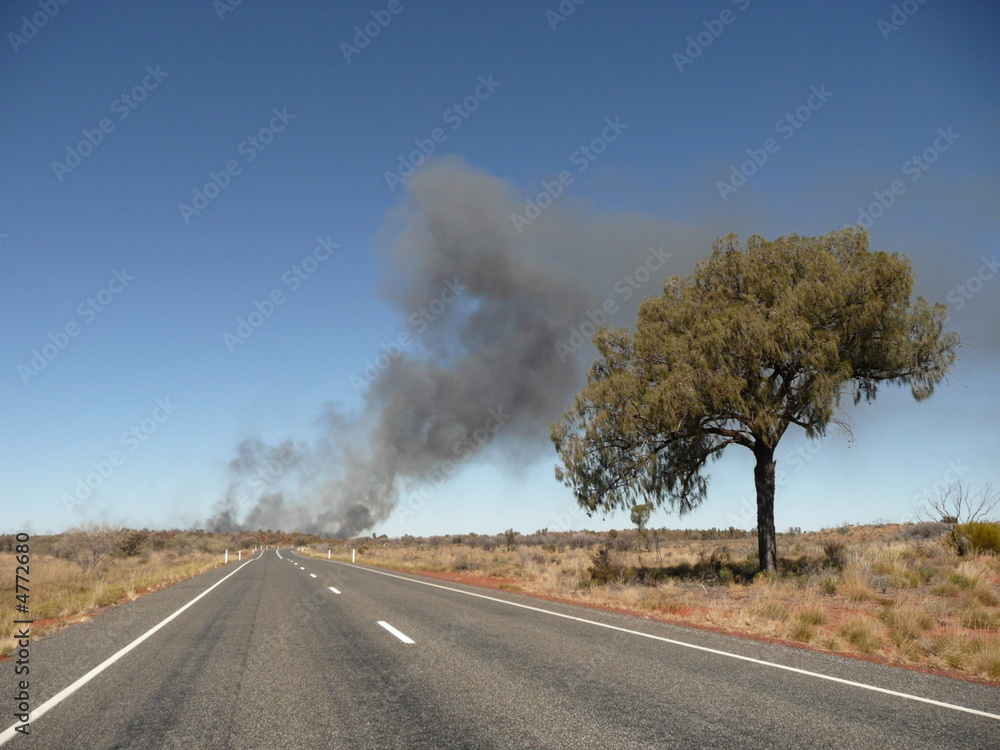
[204,156,690,536]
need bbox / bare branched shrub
[57,524,126,573]
[922,482,1000,556]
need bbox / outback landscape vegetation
[306,508,1000,682]
[7,229,997,686]
[0,525,323,659]
[8,509,999,683]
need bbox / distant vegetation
[309,519,1000,681]
[0,524,327,657]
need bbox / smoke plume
[206,156,691,536]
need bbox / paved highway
[3,549,998,749]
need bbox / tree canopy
[552,228,958,571]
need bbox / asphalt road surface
[3,549,998,749]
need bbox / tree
[552,229,958,572]
[630,502,662,564]
[502,528,518,551]
[630,504,651,535]
[921,482,999,556]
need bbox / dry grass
[840,616,883,653]
[305,523,1000,681]
[0,550,227,657]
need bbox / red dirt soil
[381,564,1000,688]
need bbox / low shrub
[588,544,626,584]
[841,617,882,653]
[786,617,814,642]
[879,604,934,644]
[956,522,1000,555]
[822,540,847,568]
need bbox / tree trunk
[753,443,778,572]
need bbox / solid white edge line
[328,587,341,594]
[377,620,415,644]
[0,552,264,746]
[335,561,1000,721]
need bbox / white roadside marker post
[352,549,356,563]
[225,550,229,564]
[328,550,331,559]
[238,550,242,561]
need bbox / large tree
[552,228,958,572]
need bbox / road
[3,549,998,749]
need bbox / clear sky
[2,0,998,538]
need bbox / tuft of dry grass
[879,603,935,645]
[840,617,883,654]
[747,599,789,622]
[836,567,875,601]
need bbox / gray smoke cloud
[205,156,695,536]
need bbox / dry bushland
[305,523,1000,681]
[0,526,322,657]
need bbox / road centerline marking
[328,587,341,594]
[310,573,317,578]
[378,620,415,644]
[333,561,1000,721]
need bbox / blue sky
[2,0,998,537]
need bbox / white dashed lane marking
[377,621,415,644]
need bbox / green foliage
[552,228,957,570]
[955,522,1000,554]
[502,528,518,551]
[630,503,652,531]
